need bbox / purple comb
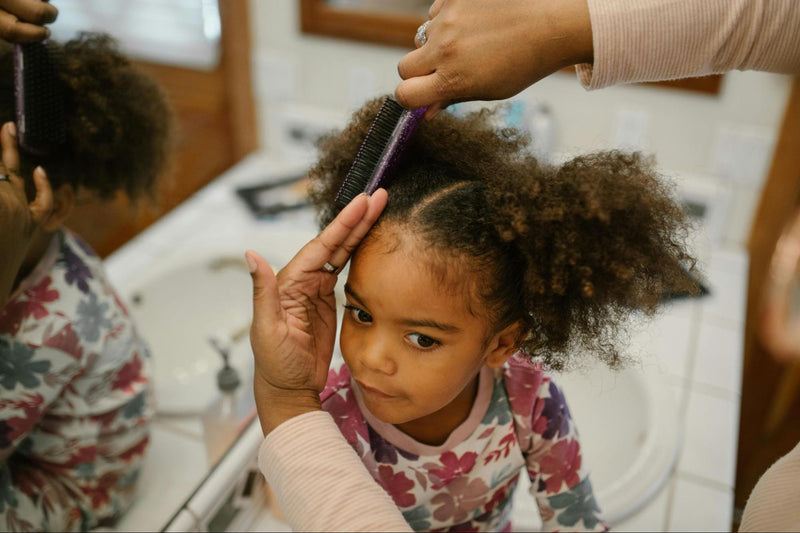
[335,97,427,207]
[13,41,66,157]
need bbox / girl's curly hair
[0,33,173,201]
[309,97,699,370]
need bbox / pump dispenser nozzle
[208,336,241,392]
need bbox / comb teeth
[14,41,66,157]
[335,97,425,207]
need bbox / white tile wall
[693,321,744,399]
[668,476,734,532]
[702,248,750,327]
[677,388,739,488]
[613,480,672,532]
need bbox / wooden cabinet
[64,0,256,258]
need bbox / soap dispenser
[203,337,246,466]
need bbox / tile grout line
[664,299,706,530]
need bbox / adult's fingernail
[245,251,257,273]
[7,122,16,138]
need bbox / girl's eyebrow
[401,317,461,333]
[344,284,461,333]
[344,283,366,307]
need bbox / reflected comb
[335,97,427,207]
[14,41,66,157]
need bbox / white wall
[247,1,793,248]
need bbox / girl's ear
[485,321,523,368]
[38,169,75,232]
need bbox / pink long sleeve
[258,411,411,532]
[577,0,800,89]
[739,440,800,531]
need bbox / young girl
[305,97,698,531]
[0,34,172,531]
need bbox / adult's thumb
[245,250,281,323]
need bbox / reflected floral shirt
[321,356,607,532]
[0,229,153,531]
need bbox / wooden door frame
[736,76,800,521]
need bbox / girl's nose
[360,333,397,375]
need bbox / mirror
[300,0,428,48]
[299,0,723,95]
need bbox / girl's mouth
[356,380,396,399]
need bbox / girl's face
[340,228,517,445]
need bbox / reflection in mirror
[50,0,221,70]
[326,0,429,17]
[300,0,424,48]
[0,1,264,531]
[0,31,173,531]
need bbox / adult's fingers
[327,188,388,268]
[246,250,283,338]
[0,0,57,43]
[250,250,283,358]
[395,72,451,111]
[27,165,53,224]
[423,102,446,120]
[397,45,435,81]
[428,0,445,18]
[1,122,19,178]
[292,193,370,272]
[1,0,57,24]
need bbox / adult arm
[258,411,411,532]
[248,190,410,531]
[396,0,800,114]
[0,0,57,43]
[739,440,800,531]
[579,0,800,89]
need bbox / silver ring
[0,174,8,182]
[321,262,341,275]
[414,20,430,47]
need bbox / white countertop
[104,151,748,532]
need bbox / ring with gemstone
[321,262,341,275]
[414,20,430,47]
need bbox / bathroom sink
[122,231,314,415]
[511,358,679,529]
[125,251,256,414]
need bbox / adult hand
[0,0,58,43]
[247,190,388,435]
[0,121,54,305]
[395,0,593,119]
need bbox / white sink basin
[122,230,314,415]
[126,252,256,414]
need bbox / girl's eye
[407,333,439,349]
[344,305,372,324]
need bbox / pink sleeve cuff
[259,410,411,532]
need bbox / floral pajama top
[321,356,607,532]
[0,229,153,531]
